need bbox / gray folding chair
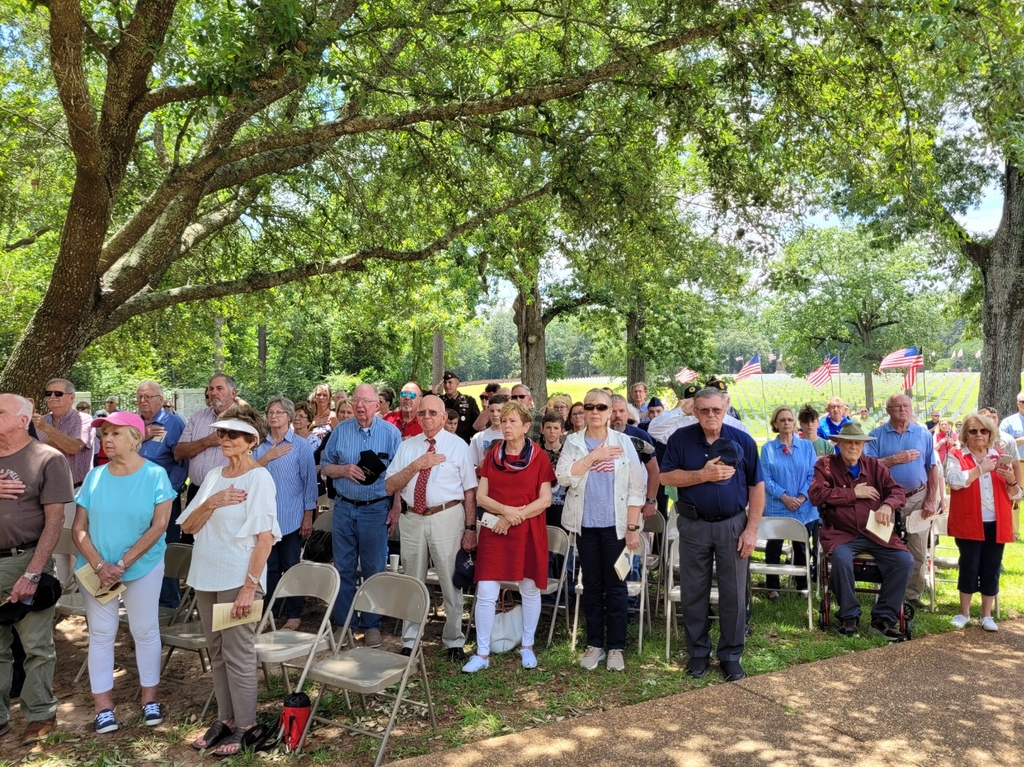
[664,537,719,660]
[570,534,649,653]
[53,528,90,683]
[748,517,814,629]
[296,572,436,766]
[255,561,340,692]
[644,513,667,614]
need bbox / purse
[489,590,523,653]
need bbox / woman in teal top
[73,412,175,735]
[761,406,819,597]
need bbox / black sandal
[213,723,274,757]
[192,720,234,751]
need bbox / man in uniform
[31,378,93,585]
[385,395,477,660]
[660,387,764,682]
[863,394,939,609]
[440,371,480,445]
[321,385,401,648]
[136,381,189,608]
[0,393,73,744]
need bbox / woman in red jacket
[943,412,1021,631]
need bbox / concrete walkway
[394,621,1024,767]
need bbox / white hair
[5,394,34,420]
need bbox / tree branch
[542,293,595,325]
[47,0,100,169]
[3,227,53,252]
[100,183,551,329]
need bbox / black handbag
[302,529,333,563]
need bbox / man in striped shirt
[173,374,238,508]
[321,384,402,648]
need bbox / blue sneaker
[142,701,164,726]
[95,709,119,734]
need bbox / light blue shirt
[581,435,616,528]
[1000,412,1024,459]
[760,438,818,525]
[74,461,176,581]
[321,417,401,502]
[253,430,319,535]
[864,421,935,491]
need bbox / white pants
[400,505,466,648]
[79,562,165,695]
[474,579,541,656]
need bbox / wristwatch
[117,558,127,569]
[246,572,260,586]
[465,524,477,531]
[22,572,41,583]
[646,497,657,505]
[626,524,641,532]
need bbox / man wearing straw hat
[809,422,911,641]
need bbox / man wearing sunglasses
[440,371,480,445]
[173,374,239,510]
[384,382,424,439]
[32,378,94,585]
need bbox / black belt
[679,505,744,523]
[339,496,389,507]
[0,541,38,558]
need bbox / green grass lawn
[14,538,1023,767]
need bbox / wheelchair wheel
[904,620,912,641]
[903,601,916,621]
[818,613,827,630]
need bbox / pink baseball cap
[92,410,145,433]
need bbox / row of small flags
[677,345,976,390]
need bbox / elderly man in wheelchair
[809,423,913,641]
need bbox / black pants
[765,520,819,591]
[578,526,628,651]
[956,522,1004,596]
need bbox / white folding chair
[296,573,436,766]
[644,513,667,614]
[255,562,340,692]
[664,537,719,660]
[569,534,649,653]
[748,517,814,629]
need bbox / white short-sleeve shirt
[386,430,478,507]
[178,466,282,591]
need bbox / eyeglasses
[266,410,288,417]
[967,428,990,435]
[216,428,248,440]
[511,394,528,400]
[570,411,586,418]
[583,403,609,411]
[43,390,67,398]
[400,391,418,399]
[351,397,378,405]
[417,409,443,417]
[697,407,725,416]
[137,393,162,400]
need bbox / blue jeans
[159,493,184,609]
[332,498,390,630]
[267,529,304,620]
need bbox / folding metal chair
[255,561,340,692]
[296,573,436,766]
[570,535,650,653]
[664,537,719,660]
[644,513,667,614]
[748,517,815,629]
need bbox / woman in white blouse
[179,405,281,756]
[943,412,1020,632]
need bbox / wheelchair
[816,507,914,641]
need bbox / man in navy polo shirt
[661,387,764,682]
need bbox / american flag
[675,367,699,384]
[806,357,833,388]
[879,346,924,370]
[828,354,840,374]
[902,365,920,390]
[735,353,761,382]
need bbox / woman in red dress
[462,400,554,673]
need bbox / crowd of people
[0,371,1019,747]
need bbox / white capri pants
[473,578,541,656]
[79,561,165,694]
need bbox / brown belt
[411,499,462,516]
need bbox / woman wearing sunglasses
[944,412,1020,632]
[556,389,645,672]
[178,405,281,756]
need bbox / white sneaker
[606,649,625,672]
[950,614,970,629]
[461,655,490,673]
[981,616,999,632]
[579,646,606,670]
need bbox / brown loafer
[22,716,56,745]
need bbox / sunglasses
[43,390,67,397]
[583,403,609,411]
[417,409,443,417]
[967,428,990,435]
[216,428,248,440]
[511,394,528,400]
[400,391,418,399]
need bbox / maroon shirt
[808,453,907,553]
[384,410,423,439]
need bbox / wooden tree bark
[625,306,647,395]
[514,283,549,406]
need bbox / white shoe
[461,655,490,673]
[520,648,538,669]
[606,649,625,672]
[579,646,606,670]
[981,616,999,632]
[950,614,970,629]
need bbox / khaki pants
[902,488,930,601]
[195,585,263,727]
[0,549,58,724]
[399,505,466,649]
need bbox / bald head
[418,394,446,438]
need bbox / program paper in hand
[212,600,263,630]
[74,563,127,605]
[866,509,895,541]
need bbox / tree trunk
[862,357,875,410]
[625,305,646,394]
[432,332,445,392]
[213,315,225,374]
[974,163,1024,417]
[257,324,267,388]
[513,282,548,406]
